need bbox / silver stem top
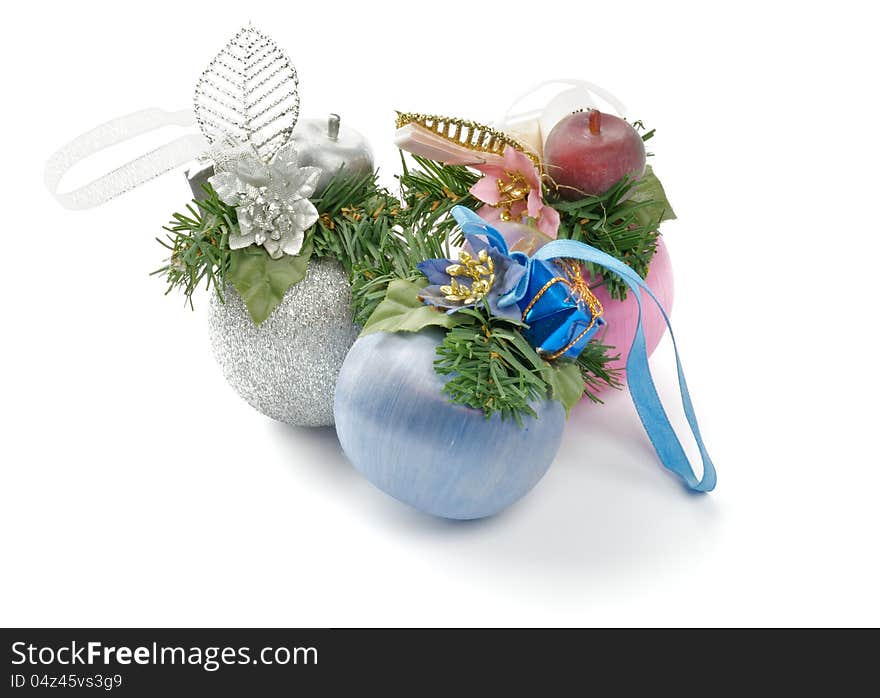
[328,113,341,140]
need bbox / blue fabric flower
[418,206,606,361]
[417,210,527,321]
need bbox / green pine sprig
[433,305,556,425]
[577,338,622,401]
[398,153,479,244]
[309,169,402,268]
[433,307,620,421]
[152,185,236,306]
[306,167,454,326]
[313,156,478,327]
[549,165,674,300]
[347,219,449,327]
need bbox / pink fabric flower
[469,147,560,238]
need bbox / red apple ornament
[544,110,646,199]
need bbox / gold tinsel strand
[395,112,541,168]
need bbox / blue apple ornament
[334,330,565,520]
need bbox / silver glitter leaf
[193,26,300,162]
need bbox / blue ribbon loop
[532,239,716,492]
[450,205,716,493]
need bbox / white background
[1,0,877,627]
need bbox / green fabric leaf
[227,239,314,324]
[623,165,676,228]
[360,279,460,336]
[545,361,587,416]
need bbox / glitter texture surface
[208,258,358,426]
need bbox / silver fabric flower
[209,143,321,259]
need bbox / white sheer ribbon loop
[494,79,630,157]
[501,78,629,123]
[45,108,208,210]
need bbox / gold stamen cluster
[441,249,496,304]
[395,112,541,168]
[495,170,531,222]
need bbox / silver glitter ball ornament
[208,258,359,427]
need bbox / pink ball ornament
[588,237,674,383]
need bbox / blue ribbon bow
[451,205,716,493]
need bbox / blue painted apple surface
[334,330,565,519]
